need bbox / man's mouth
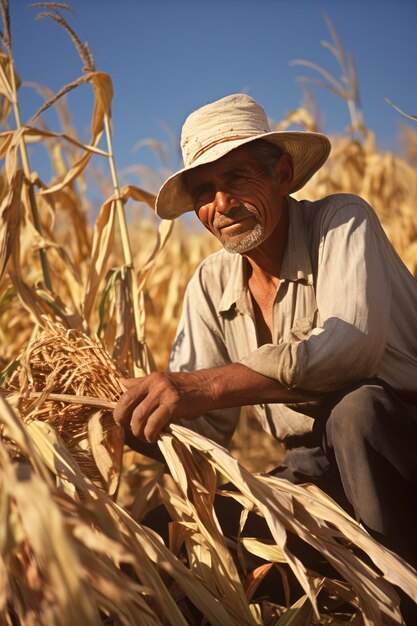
[216,215,255,233]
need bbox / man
[114,94,417,571]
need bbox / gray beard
[221,223,265,254]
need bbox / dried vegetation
[0,2,417,624]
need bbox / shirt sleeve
[168,266,240,446]
[239,198,392,392]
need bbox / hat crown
[181,94,271,167]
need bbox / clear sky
[10,0,417,196]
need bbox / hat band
[190,133,260,165]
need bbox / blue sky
[10,0,417,197]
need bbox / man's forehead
[184,145,255,187]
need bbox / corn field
[1,3,417,625]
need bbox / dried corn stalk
[7,318,124,493]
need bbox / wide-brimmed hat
[156,94,331,219]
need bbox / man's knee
[325,383,387,449]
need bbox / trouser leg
[275,381,417,624]
[323,381,417,568]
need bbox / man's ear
[274,153,294,195]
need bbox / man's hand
[113,371,210,443]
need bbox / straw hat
[156,94,331,219]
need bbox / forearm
[190,362,320,412]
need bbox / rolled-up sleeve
[168,266,240,446]
[239,199,391,392]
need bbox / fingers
[113,379,148,428]
[134,405,170,443]
[113,372,189,444]
[113,375,173,443]
[129,394,158,439]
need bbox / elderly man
[114,94,417,572]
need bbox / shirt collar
[281,196,314,284]
[218,253,248,314]
[218,196,314,315]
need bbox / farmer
[114,94,417,571]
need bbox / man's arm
[113,363,319,443]
[239,197,392,391]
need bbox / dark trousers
[275,379,417,569]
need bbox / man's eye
[194,189,213,207]
[230,173,248,184]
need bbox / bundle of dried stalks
[7,318,124,493]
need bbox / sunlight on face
[186,145,286,254]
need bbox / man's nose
[213,190,239,213]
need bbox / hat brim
[155,131,331,220]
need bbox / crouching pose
[114,95,417,582]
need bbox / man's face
[185,145,290,254]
